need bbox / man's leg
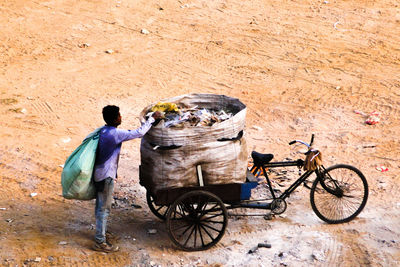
[93,178,118,252]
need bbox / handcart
[140,135,368,251]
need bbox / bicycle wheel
[310,164,368,224]
[166,190,228,251]
[146,191,169,220]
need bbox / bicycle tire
[310,164,368,224]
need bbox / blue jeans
[95,177,114,244]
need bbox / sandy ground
[1,0,400,266]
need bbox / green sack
[61,127,102,200]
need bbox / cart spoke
[201,222,222,233]
[198,224,205,247]
[171,222,190,232]
[201,213,224,220]
[199,224,216,241]
[193,223,198,247]
[183,225,196,247]
[200,203,219,216]
[179,224,194,237]
[201,219,224,224]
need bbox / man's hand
[152,111,163,120]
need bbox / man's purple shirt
[93,117,155,182]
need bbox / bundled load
[139,94,248,194]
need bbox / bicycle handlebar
[289,134,315,148]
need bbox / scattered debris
[376,166,388,172]
[105,49,115,54]
[362,144,376,148]
[30,192,38,197]
[147,229,157,234]
[5,218,13,223]
[78,43,91,48]
[141,28,150,35]
[248,246,258,254]
[354,110,367,116]
[258,242,272,248]
[131,203,142,209]
[61,137,71,143]
[365,111,380,125]
[58,241,67,245]
[251,125,263,131]
[311,250,326,262]
[147,103,234,128]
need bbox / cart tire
[310,164,368,224]
[166,190,228,251]
[146,191,169,221]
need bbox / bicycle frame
[227,160,321,210]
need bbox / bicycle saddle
[251,151,274,166]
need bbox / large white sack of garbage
[139,93,248,193]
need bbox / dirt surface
[1,0,399,266]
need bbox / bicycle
[246,134,369,224]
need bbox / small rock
[335,86,341,90]
[58,241,67,245]
[323,0,329,4]
[105,49,115,54]
[34,257,41,262]
[59,164,64,168]
[48,256,54,262]
[5,218,13,223]
[0,208,6,210]
[180,4,190,8]
[141,29,150,35]
[30,192,38,197]
[21,108,27,114]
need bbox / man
[92,105,161,253]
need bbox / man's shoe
[92,242,119,253]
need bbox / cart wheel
[166,190,228,251]
[146,191,169,221]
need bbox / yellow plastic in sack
[151,102,180,113]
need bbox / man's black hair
[102,105,120,125]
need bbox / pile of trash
[146,102,233,128]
